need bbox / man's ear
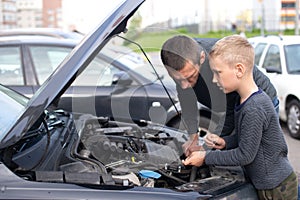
[235,63,245,78]
[200,51,205,65]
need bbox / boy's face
[167,60,200,89]
[209,56,238,94]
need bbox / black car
[0,0,258,199]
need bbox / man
[160,35,278,156]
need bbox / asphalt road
[281,121,300,180]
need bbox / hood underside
[1,0,145,147]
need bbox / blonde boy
[182,35,298,200]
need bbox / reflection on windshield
[0,85,27,137]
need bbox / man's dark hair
[160,35,202,70]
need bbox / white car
[248,35,300,139]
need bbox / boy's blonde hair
[209,35,254,72]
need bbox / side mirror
[112,71,133,86]
[265,66,282,74]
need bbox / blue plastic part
[139,170,161,179]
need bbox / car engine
[75,114,196,186]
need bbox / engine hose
[189,166,197,182]
[158,169,187,184]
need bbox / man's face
[167,61,200,89]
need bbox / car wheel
[286,99,300,139]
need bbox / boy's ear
[200,51,205,65]
[235,63,245,78]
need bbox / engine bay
[6,111,246,195]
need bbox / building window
[282,2,295,8]
[281,15,296,22]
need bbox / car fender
[269,74,300,121]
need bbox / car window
[29,46,72,84]
[262,44,281,72]
[0,46,23,85]
[73,55,133,86]
[254,43,267,66]
[103,38,160,83]
[285,44,300,74]
[72,38,142,87]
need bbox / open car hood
[0,0,145,147]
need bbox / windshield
[0,85,28,137]
[285,44,300,74]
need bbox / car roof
[0,35,79,46]
[249,35,300,46]
[0,28,84,40]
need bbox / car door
[27,44,73,94]
[254,42,267,67]
[261,44,282,73]
[0,44,35,97]
[1,43,73,98]
[259,43,289,115]
[260,43,284,88]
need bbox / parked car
[248,35,300,139]
[0,34,212,135]
[0,0,259,199]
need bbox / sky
[62,0,124,33]
[62,0,253,33]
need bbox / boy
[182,35,298,199]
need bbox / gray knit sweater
[205,89,293,190]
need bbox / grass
[124,28,290,53]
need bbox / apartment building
[42,0,62,28]
[281,0,299,29]
[0,0,62,29]
[16,0,42,28]
[0,0,17,29]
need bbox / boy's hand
[182,151,206,167]
[205,133,226,149]
[182,133,201,156]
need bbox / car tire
[286,99,300,139]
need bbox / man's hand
[182,133,203,156]
[205,133,226,149]
[182,151,206,167]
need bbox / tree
[123,11,142,45]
